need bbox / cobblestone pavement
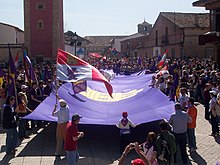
[0,104,219,165]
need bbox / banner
[24,73,175,125]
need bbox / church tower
[137,19,152,34]
[24,0,64,61]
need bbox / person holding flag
[52,97,70,156]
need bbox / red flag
[57,49,113,97]
[14,50,19,67]
[157,49,168,70]
[157,65,168,77]
[89,53,102,58]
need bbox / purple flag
[8,75,15,96]
[8,46,16,78]
[24,73,175,125]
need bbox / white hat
[21,84,28,90]
[209,90,217,96]
[59,99,67,107]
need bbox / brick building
[24,0,64,62]
[84,36,127,56]
[121,12,214,59]
[193,0,220,67]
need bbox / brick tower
[24,0,64,61]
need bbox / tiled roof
[84,36,128,46]
[161,12,210,28]
[193,0,218,7]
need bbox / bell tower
[24,0,64,61]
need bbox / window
[144,27,147,31]
[36,2,46,10]
[205,47,214,58]
[155,30,158,46]
[165,27,168,40]
[37,20,44,29]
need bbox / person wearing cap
[209,90,220,136]
[116,112,136,154]
[168,103,192,164]
[21,84,28,91]
[65,113,84,165]
[118,142,150,165]
[52,98,70,156]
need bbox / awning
[199,31,220,45]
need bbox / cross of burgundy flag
[56,49,113,97]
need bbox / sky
[0,0,207,37]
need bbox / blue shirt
[168,110,192,134]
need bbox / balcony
[161,36,169,45]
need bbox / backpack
[158,134,170,163]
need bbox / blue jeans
[6,128,18,154]
[66,150,79,165]
[187,128,196,149]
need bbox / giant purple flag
[24,73,175,125]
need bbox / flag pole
[13,77,18,107]
[8,44,18,107]
[55,49,59,105]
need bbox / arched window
[36,3,46,10]
[37,20,44,29]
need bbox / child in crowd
[116,112,136,154]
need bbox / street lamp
[72,32,78,56]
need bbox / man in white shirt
[52,99,70,156]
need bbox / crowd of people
[0,54,220,164]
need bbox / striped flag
[14,50,20,68]
[57,49,113,97]
[157,49,168,70]
[23,51,37,82]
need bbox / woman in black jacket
[3,95,18,155]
